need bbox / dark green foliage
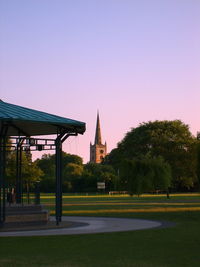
[106,120,197,191]
[63,162,84,192]
[36,152,83,192]
[36,153,117,193]
[6,150,43,189]
[82,163,117,192]
[196,142,200,190]
[120,156,171,196]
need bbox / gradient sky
[0,0,200,163]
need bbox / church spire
[90,111,107,163]
[94,111,102,145]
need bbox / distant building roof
[0,100,86,136]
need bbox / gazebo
[0,100,86,226]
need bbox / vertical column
[0,135,3,225]
[19,146,23,204]
[16,142,23,204]
[59,148,62,222]
[55,137,62,225]
[0,125,8,226]
[55,133,74,225]
[2,136,6,222]
[16,144,20,203]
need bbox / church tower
[90,112,107,163]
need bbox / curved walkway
[0,216,172,237]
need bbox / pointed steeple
[94,111,102,145]
[90,111,107,163]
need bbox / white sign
[97,182,105,189]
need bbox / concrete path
[0,216,166,237]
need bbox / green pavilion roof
[0,100,86,136]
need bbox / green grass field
[1,193,200,267]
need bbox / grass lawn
[0,193,200,267]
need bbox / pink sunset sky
[0,0,200,163]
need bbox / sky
[0,0,200,163]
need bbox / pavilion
[0,100,86,226]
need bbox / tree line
[4,120,200,195]
[105,120,200,195]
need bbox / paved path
[0,216,167,237]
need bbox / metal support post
[19,146,23,204]
[0,136,3,226]
[2,136,6,222]
[16,144,20,203]
[0,125,8,226]
[55,136,62,225]
[55,132,77,225]
[16,140,24,204]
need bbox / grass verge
[0,193,200,267]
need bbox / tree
[36,152,83,192]
[149,156,172,197]
[6,150,43,185]
[22,156,43,203]
[196,142,200,190]
[6,149,43,203]
[104,148,122,170]
[82,163,117,192]
[107,120,196,191]
[5,151,16,186]
[120,156,171,197]
[35,154,55,192]
[63,163,84,192]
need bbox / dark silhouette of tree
[106,120,197,191]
